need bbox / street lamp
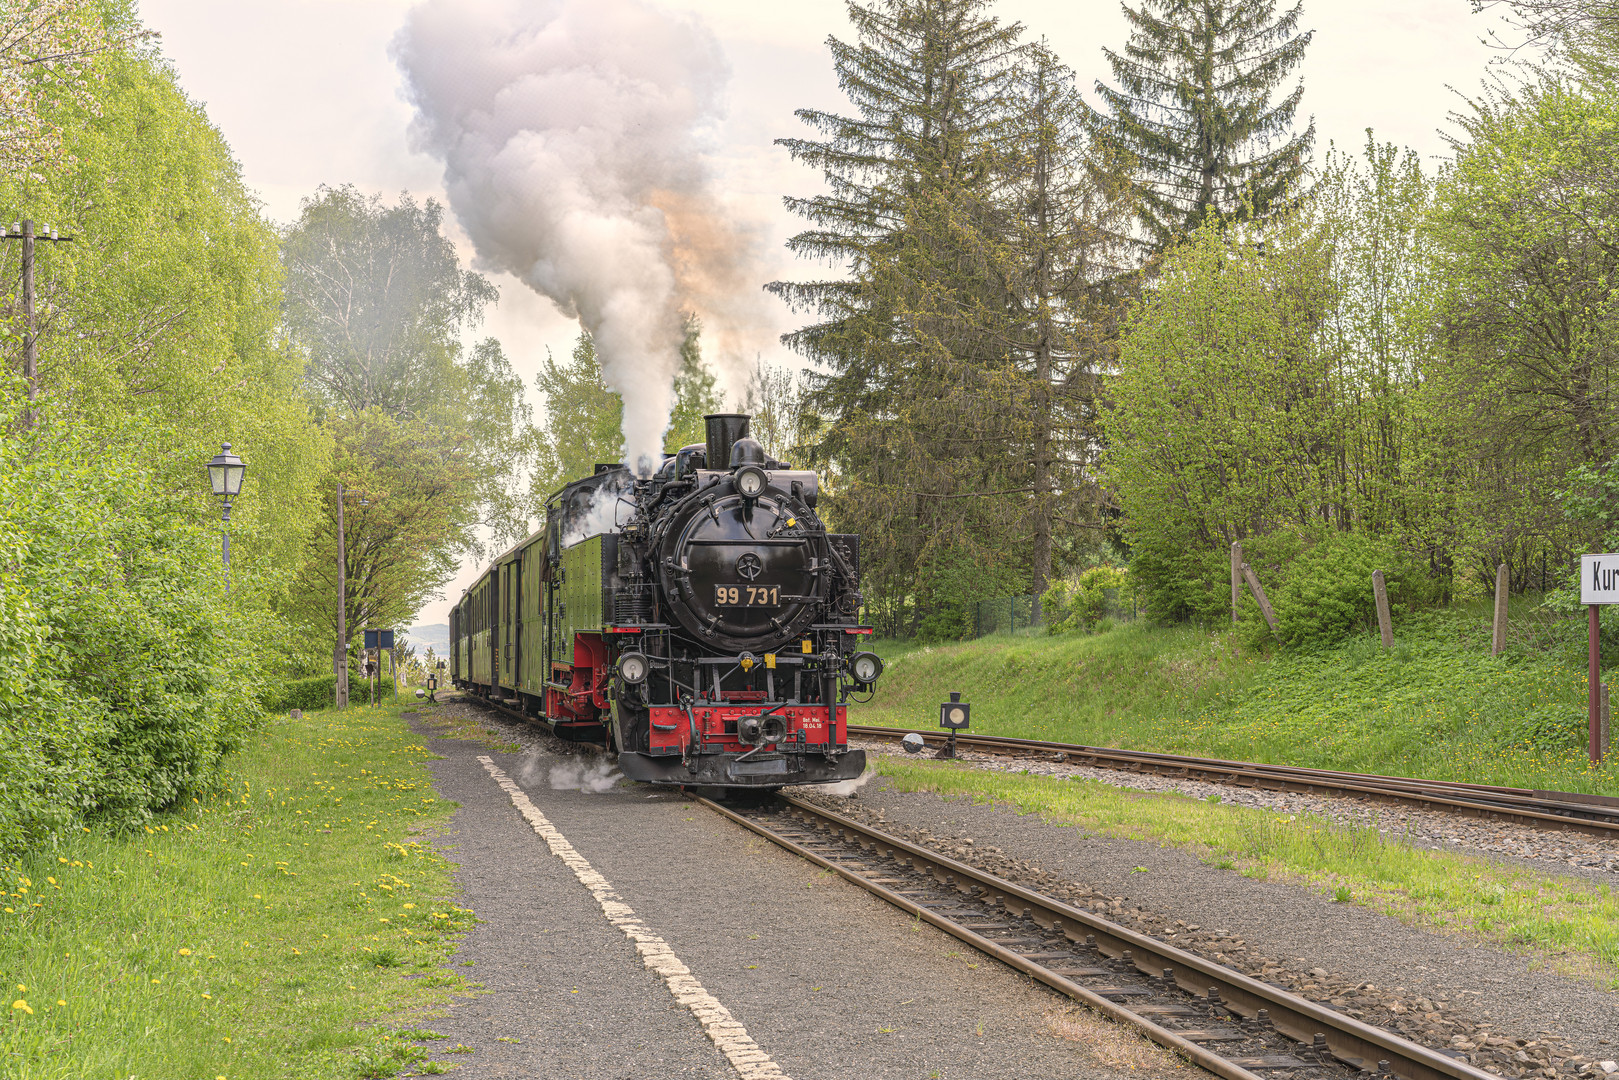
[205,443,247,590]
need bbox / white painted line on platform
[477,756,793,1080]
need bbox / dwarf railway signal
[939,691,970,759]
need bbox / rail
[847,725,1619,838]
[698,792,1496,1080]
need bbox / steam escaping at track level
[393,0,770,477]
[549,758,624,794]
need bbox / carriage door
[499,563,511,687]
[512,551,524,691]
[490,574,500,689]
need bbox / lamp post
[205,443,247,591]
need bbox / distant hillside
[407,623,450,655]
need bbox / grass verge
[864,600,1619,793]
[875,757,1619,983]
[0,700,478,1079]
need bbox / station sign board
[1581,554,1619,604]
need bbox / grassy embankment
[858,601,1619,978]
[0,699,502,1080]
[872,758,1619,981]
[865,597,1619,793]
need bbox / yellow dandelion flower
[11,1000,30,1014]
[179,948,192,956]
[403,903,415,909]
[55,1000,64,1007]
[223,1036,231,1043]
[15,985,23,992]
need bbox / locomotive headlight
[617,651,649,685]
[735,464,767,499]
[849,651,883,685]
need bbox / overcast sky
[135,0,1513,630]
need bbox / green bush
[275,674,337,712]
[348,676,400,703]
[916,603,968,644]
[0,398,271,854]
[1265,531,1432,649]
[1042,566,1129,634]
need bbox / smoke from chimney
[393,0,769,476]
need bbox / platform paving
[409,715,1183,1080]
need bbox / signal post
[1580,553,1619,765]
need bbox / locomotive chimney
[704,413,749,472]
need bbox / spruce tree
[1088,0,1315,248]
[996,45,1138,598]
[769,0,1030,631]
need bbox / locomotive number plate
[715,584,781,607]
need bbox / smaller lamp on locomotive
[848,650,883,689]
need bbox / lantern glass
[206,444,247,497]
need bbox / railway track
[453,694,1549,1079]
[456,696,1619,836]
[848,725,1619,838]
[699,791,1494,1080]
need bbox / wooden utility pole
[1231,541,1242,624]
[2,219,74,428]
[1372,570,1394,648]
[21,220,33,420]
[335,481,349,709]
[1492,563,1509,657]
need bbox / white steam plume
[393,0,769,476]
[549,758,624,794]
[794,768,876,798]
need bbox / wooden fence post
[1231,541,1242,625]
[1603,683,1611,759]
[1372,570,1393,648]
[1492,563,1509,657]
[1240,563,1279,634]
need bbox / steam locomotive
[450,413,881,788]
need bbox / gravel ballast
[849,739,1619,881]
[802,774,1618,1079]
